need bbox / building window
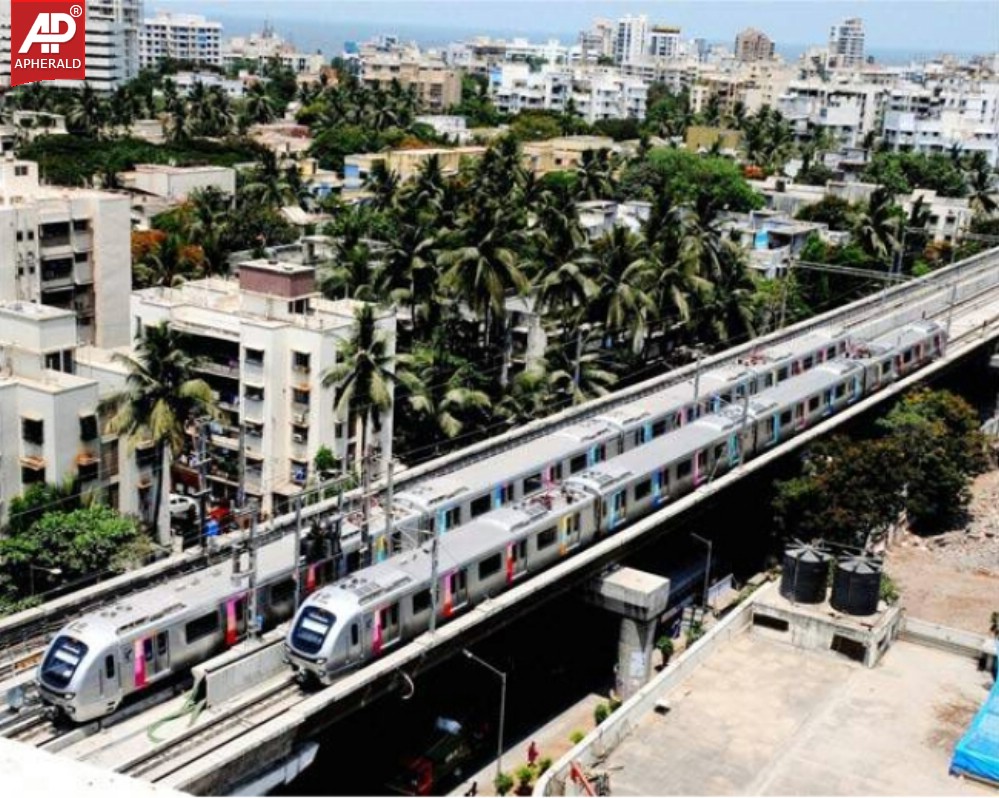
[102,438,120,478]
[292,388,310,406]
[15,165,27,177]
[22,465,45,484]
[244,347,264,366]
[293,351,311,373]
[72,219,88,232]
[245,385,265,401]
[136,444,157,468]
[78,459,99,482]
[80,414,98,440]
[22,418,44,445]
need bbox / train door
[225,596,248,646]
[795,402,806,430]
[652,468,668,506]
[376,603,401,652]
[560,512,582,553]
[608,490,627,530]
[443,570,469,616]
[346,620,362,665]
[153,630,170,673]
[694,450,708,486]
[507,540,527,583]
[99,651,121,709]
[727,433,741,466]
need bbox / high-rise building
[734,28,775,62]
[0,158,132,348]
[0,0,143,91]
[140,12,222,69]
[613,14,648,65]
[579,18,614,63]
[828,17,865,69]
[648,26,681,60]
[361,51,461,112]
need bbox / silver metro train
[285,321,945,683]
[37,535,341,722]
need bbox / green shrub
[880,574,900,605]
[569,730,585,745]
[494,772,514,796]
[537,757,553,775]
[515,765,534,787]
[593,702,610,725]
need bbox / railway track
[1,247,998,680]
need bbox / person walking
[527,741,539,767]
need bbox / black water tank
[831,556,882,616]
[780,543,831,603]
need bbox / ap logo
[10,0,86,87]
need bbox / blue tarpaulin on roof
[951,675,999,786]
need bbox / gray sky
[158,1,999,54]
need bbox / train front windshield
[291,607,336,655]
[40,636,89,689]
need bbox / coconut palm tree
[395,343,491,446]
[574,148,616,201]
[98,323,216,545]
[321,304,396,477]
[66,83,104,138]
[365,160,400,211]
[855,186,900,264]
[185,187,231,273]
[967,152,997,217]
[591,226,657,353]
[545,333,618,405]
[133,234,204,289]
[243,82,276,125]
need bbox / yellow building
[344,146,488,189]
[685,126,745,153]
[521,135,616,175]
[361,55,462,112]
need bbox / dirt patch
[928,694,980,751]
[885,470,999,634]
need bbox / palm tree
[591,226,657,353]
[967,152,997,217]
[575,148,615,201]
[321,304,396,476]
[133,234,204,289]
[694,244,757,347]
[545,333,618,405]
[243,82,276,125]
[855,186,900,264]
[66,83,104,138]
[396,343,491,446]
[375,219,438,335]
[365,160,400,211]
[242,150,294,207]
[185,187,231,272]
[98,323,216,545]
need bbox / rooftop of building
[0,301,75,321]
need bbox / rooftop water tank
[830,555,882,616]
[779,542,831,604]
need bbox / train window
[271,578,295,606]
[803,355,814,370]
[826,347,836,360]
[634,479,652,501]
[719,393,731,405]
[677,460,692,479]
[524,473,543,494]
[713,444,725,462]
[652,420,667,438]
[185,612,220,645]
[780,410,792,426]
[881,360,892,376]
[443,506,461,530]
[105,655,115,680]
[903,350,913,364]
[835,383,846,399]
[351,624,359,647]
[156,632,168,656]
[498,484,514,504]
[478,553,503,580]
[143,638,154,662]
[777,366,788,381]
[552,463,563,481]
[764,373,774,388]
[412,590,432,614]
[471,494,492,518]
[765,417,777,442]
[594,444,607,463]
[808,396,820,412]
[291,607,336,655]
[632,430,643,447]
[40,636,88,689]
[537,527,557,549]
[570,454,587,474]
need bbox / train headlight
[64,692,76,700]
[315,658,327,666]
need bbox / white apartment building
[881,81,999,166]
[578,19,614,63]
[0,303,147,526]
[491,63,647,123]
[129,257,396,518]
[140,12,222,69]
[503,38,569,66]
[0,0,142,91]
[647,26,681,60]
[778,78,886,147]
[0,158,131,348]
[613,15,648,65]
[223,28,324,75]
[828,17,865,69]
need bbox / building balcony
[196,360,240,379]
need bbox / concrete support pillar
[586,567,671,700]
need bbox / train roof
[307,489,594,613]
[62,535,298,644]
[567,414,738,492]
[753,360,863,410]
[394,418,616,512]
[754,328,848,364]
[868,320,942,351]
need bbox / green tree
[878,389,988,531]
[99,323,217,545]
[795,196,855,232]
[321,305,396,475]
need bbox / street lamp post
[690,533,713,612]
[29,565,62,597]
[463,649,507,783]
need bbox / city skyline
[155,0,999,56]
